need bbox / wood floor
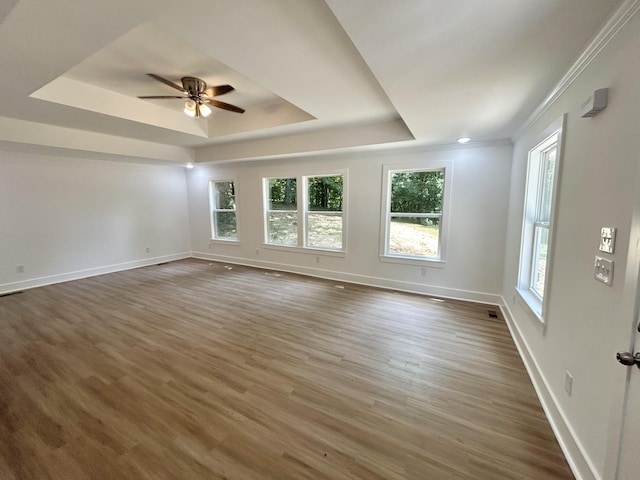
[0,259,573,479]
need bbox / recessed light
[457,137,471,144]
[186,162,194,169]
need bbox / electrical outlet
[316,256,320,263]
[255,248,260,255]
[421,267,427,276]
[564,371,573,396]
[16,265,24,273]
[145,247,151,253]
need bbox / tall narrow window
[265,177,298,246]
[263,172,346,251]
[383,168,446,260]
[209,180,237,240]
[305,175,344,250]
[530,144,556,298]
[517,120,563,320]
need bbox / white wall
[0,150,192,293]
[501,10,640,480]
[188,143,513,303]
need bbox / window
[517,119,563,320]
[263,173,345,251]
[265,177,297,246]
[382,166,448,262]
[305,176,344,249]
[209,180,238,241]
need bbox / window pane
[215,181,235,209]
[538,147,556,222]
[214,212,237,239]
[388,216,440,258]
[390,170,444,214]
[307,176,343,212]
[269,178,297,210]
[267,212,297,245]
[307,213,342,249]
[531,226,549,298]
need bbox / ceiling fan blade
[138,95,187,99]
[206,99,245,114]
[146,73,187,93]
[203,84,235,97]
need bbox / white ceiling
[0,0,623,164]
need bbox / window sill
[209,238,240,246]
[262,243,346,258]
[515,287,544,324]
[379,254,446,269]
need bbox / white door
[614,152,640,479]
[616,323,640,479]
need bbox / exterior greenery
[211,181,237,240]
[387,169,445,259]
[390,170,444,224]
[266,175,344,249]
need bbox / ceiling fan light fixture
[199,103,212,117]
[184,99,197,117]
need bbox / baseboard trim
[192,251,503,305]
[499,298,600,480]
[0,252,192,295]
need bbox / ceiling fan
[138,73,245,118]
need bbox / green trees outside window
[306,176,343,249]
[209,180,237,240]
[265,174,345,250]
[387,169,445,259]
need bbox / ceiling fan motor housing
[181,76,206,97]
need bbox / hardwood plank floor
[0,259,573,479]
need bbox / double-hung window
[381,165,449,262]
[265,177,298,246]
[263,173,345,251]
[209,180,238,241]
[517,118,563,320]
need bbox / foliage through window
[266,178,298,246]
[264,174,345,251]
[384,169,445,259]
[306,176,343,249]
[209,180,237,240]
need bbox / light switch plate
[599,227,616,253]
[595,256,614,286]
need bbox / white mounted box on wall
[581,88,609,117]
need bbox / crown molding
[512,0,640,141]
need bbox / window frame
[516,116,565,322]
[380,161,452,266]
[262,170,347,254]
[263,176,299,247]
[208,178,239,243]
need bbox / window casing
[517,118,564,321]
[381,165,450,264]
[263,173,346,252]
[209,180,238,241]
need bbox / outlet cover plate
[595,256,614,286]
